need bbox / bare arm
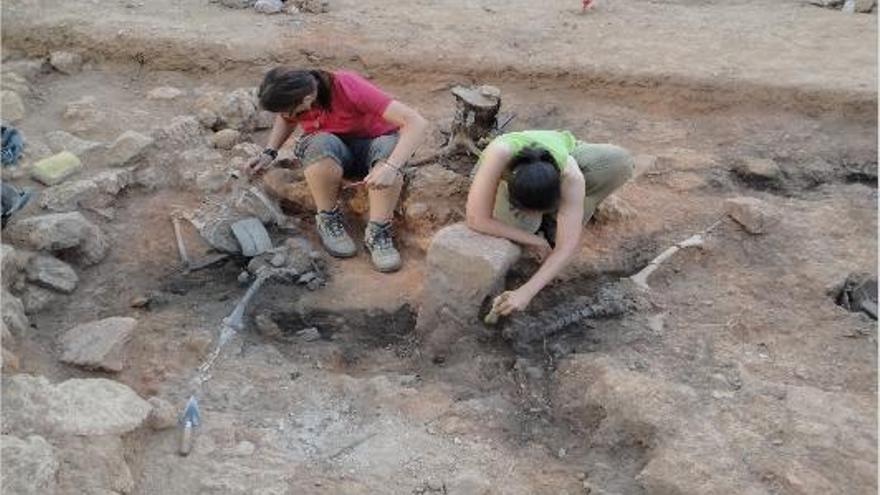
[465,141,549,248]
[518,159,585,297]
[365,100,428,188]
[266,114,297,151]
[495,158,585,315]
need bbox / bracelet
[382,159,403,174]
[262,148,278,159]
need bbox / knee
[606,145,634,183]
[298,132,345,169]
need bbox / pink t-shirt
[286,71,398,138]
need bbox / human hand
[241,152,274,178]
[364,161,400,190]
[493,288,535,316]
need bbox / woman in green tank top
[467,130,634,315]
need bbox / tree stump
[447,85,501,155]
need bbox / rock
[733,157,782,184]
[217,0,254,7]
[296,327,321,341]
[26,255,78,293]
[60,317,137,372]
[40,169,132,212]
[594,194,637,224]
[2,288,30,335]
[220,88,259,131]
[841,0,876,11]
[146,397,177,430]
[4,212,109,265]
[20,285,57,314]
[1,435,59,495]
[1,243,31,291]
[211,128,241,149]
[832,272,878,319]
[62,96,105,133]
[100,131,154,167]
[254,110,275,130]
[290,0,330,13]
[255,314,282,338]
[230,142,262,159]
[147,86,184,100]
[55,435,134,495]
[31,151,83,185]
[2,346,21,371]
[1,375,151,436]
[149,115,207,150]
[1,90,26,122]
[39,179,100,211]
[2,59,47,80]
[92,168,134,195]
[416,223,521,356]
[402,164,468,239]
[724,196,777,234]
[2,72,32,96]
[254,0,284,13]
[195,169,230,193]
[49,51,83,74]
[44,130,104,162]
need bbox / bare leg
[367,173,404,222]
[303,158,344,212]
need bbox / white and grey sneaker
[315,208,357,258]
[364,221,401,273]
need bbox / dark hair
[508,145,561,211]
[257,68,332,113]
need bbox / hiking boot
[314,208,356,258]
[364,221,401,273]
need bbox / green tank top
[495,130,577,170]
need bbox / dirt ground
[0,1,877,494]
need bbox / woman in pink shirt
[245,67,428,273]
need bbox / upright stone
[60,317,137,372]
[416,223,520,358]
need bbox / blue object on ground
[1,125,24,167]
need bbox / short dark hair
[257,68,332,113]
[508,145,562,211]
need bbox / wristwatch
[262,148,278,159]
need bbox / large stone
[31,151,83,185]
[402,164,468,240]
[147,86,184,100]
[2,288,30,335]
[1,243,31,291]
[854,0,876,12]
[416,223,521,356]
[593,194,637,224]
[2,72,32,96]
[55,435,135,495]
[733,157,782,183]
[725,196,777,234]
[44,130,105,163]
[1,90,26,122]
[4,212,109,265]
[211,128,241,149]
[39,179,100,211]
[2,59,47,80]
[254,0,284,13]
[150,115,207,150]
[60,317,137,372]
[49,51,83,74]
[1,375,151,436]
[20,284,57,314]
[92,168,134,195]
[1,435,59,495]
[146,396,177,430]
[220,88,259,130]
[99,131,154,167]
[62,96,106,133]
[25,255,78,293]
